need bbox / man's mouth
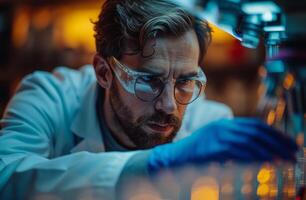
[146,122,174,134]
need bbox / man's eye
[136,76,162,88]
[141,76,153,82]
[177,79,194,85]
[140,76,160,84]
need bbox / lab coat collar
[70,83,106,153]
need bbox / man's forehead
[143,33,199,60]
[122,32,200,76]
[122,56,197,79]
[142,57,198,75]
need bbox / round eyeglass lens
[175,80,202,104]
[135,76,163,101]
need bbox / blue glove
[148,118,298,174]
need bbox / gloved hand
[148,118,298,174]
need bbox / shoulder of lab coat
[0,65,139,199]
[176,96,233,141]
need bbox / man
[0,0,297,199]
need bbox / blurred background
[2,1,305,199]
[0,0,266,117]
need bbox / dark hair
[93,0,212,64]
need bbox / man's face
[107,30,200,149]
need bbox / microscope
[170,0,306,199]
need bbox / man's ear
[93,54,113,89]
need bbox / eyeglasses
[109,56,207,105]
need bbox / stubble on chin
[109,83,182,149]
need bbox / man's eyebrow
[136,66,165,76]
[178,71,198,79]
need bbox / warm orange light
[283,73,295,90]
[191,176,219,200]
[54,7,99,52]
[12,7,30,48]
[275,99,286,122]
[32,8,51,30]
[12,3,101,53]
[209,23,236,44]
[257,83,266,97]
[296,133,304,147]
[287,186,296,198]
[257,168,271,184]
[266,110,276,125]
[269,185,278,197]
[258,66,267,78]
[257,184,269,196]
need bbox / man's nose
[154,83,177,114]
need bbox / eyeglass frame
[109,56,207,105]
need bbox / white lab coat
[0,65,232,199]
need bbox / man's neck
[101,90,137,149]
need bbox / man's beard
[109,82,182,149]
